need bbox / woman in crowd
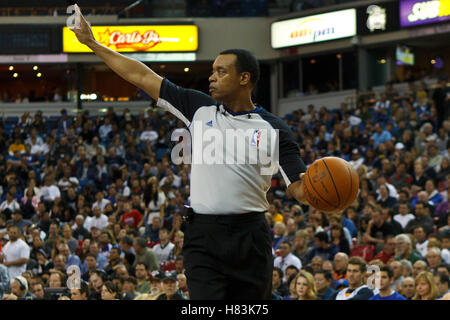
[413,271,440,300]
[330,224,350,255]
[101,281,120,300]
[295,271,318,300]
[140,176,166,233]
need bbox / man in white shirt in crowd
[84,207,108,232]
[57,167,79,193]
[393,202,415,231]
[139,125,159,143]
[152,228,175,265]
[273,241,302,281]
[40,175,61,202]
[98,117,112,141]
[92,191,110,212]
[0,225,30,279]
[413,226,429,258]
[0,192,20,213]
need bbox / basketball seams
[343,164,353,208]
[306,166,338,210]
[321,159,341,209]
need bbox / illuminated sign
[63,25,198,52]
[367,5,387,31]
[400,0,450,27]
[271,9,357,49]
[396,46,415,65]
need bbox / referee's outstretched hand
[287,173,309,205]
[297,173,308,204]
[69,4,96,47]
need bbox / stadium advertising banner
[63,25,198,53]
[400,0,450,27]
[270,9,356,49]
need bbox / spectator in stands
[294,271,317,300]
[371,123,392,148]
[330,257,374,300]
[405,202,435,235]
[389,261,405,292]
[3,276,35,300]
[413,226,429,258]
[333,252,348,281]
[272,222,286,250]
[0,192,20,213]
[104,247,123,277]
[7,210,32,233]
[426,247,443,273]
[413,271,440,300]
[272,267,288,297]
[101,281,120,300]
[329,224,350,255]
[152,228,174,265]
[394,233,424,265]
[72,215,90,241]
[274,241,302,279]
[393,202,415,231]
[0,263,10,299]
[373,235,396,264]
[135,263,150,294]
[122,276,138,300]
[413,260,428,278]
[70,281,89,300]
[314,270,335,300]
[1,225,30,279]
[132,237,159,272]
[369,265,406,300]
[306,232,338,264]
[400,276,416,300]
[292,229,310,266]
[363,206,395,250]
[88,270,104,300]
[157,273,185,300]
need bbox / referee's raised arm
[69,4,163,101]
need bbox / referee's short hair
[220,49,260,88]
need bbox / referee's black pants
[182,211,273,300]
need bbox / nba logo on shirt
[251,130,262,147]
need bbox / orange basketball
[302,157,359,213]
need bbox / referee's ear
[239,72,252,87]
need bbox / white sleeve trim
[157,97,191,127]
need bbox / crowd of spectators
[0,0,357,18]
[0,74,449,300]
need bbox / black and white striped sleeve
[156,78,216,126]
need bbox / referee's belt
[182,206,266,223]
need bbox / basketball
[302,157,359,213]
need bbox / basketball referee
[70,5,310,300]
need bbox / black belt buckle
[182,205,194,222]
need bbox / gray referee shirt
[157,78,306,214]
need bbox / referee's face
[209,54,242,102]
